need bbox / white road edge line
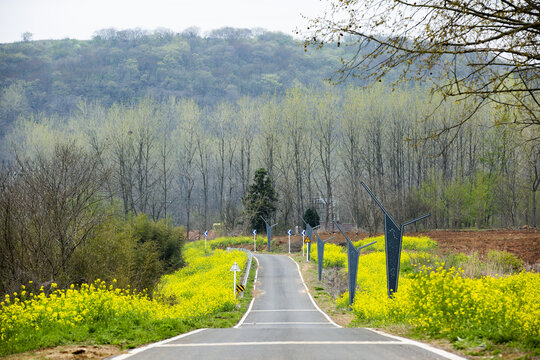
[250,309,318,312]
[110,328,207,360]
[288,256,341,328]
[234,255,260,328]
[366,328,469,360]
[241,322,332,325]
[157,341,403,347]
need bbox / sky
[0,0,328,43]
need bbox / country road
[112,254,466,360]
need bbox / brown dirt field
[3,345,124,360]
[275,228,540,266]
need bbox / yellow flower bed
[354,235,437,252]
[0,245,247,348]
[156,247,248,316]
[341,251,540,342]
[404,266,540,339]
[309,243,347,268]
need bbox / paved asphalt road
[113,254,466,360]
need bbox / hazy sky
[0,0,328,43]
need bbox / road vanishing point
[112,254,466,360]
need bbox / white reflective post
[302,230,306,256]
[287,229,291,254]
[230,262,241,297]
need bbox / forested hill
[0,28,347,130]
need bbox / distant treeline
[3,84,538,240]
[0,27,353,137]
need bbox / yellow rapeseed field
[323,235,540,344]
[0,242,248,353]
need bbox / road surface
[113,254,466,360]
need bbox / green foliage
[243,168,278,232]
[70,213,185,292]
[486,250,524,273]
[442,250,524,278]
[132,214,185,273]
[418,171,499,228]
[304,207,320,228]
[0,29,347,119]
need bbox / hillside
[0,27,351,136]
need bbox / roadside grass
[295,235,540,360]
[0,240,256,357]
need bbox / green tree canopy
[304,207,320,228]
[243,168,278,232]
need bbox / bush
[70,213,185,292]
[304,207,320,228]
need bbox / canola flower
[311,235,539,344]
[310,243,347,268]
[0,242,248,355]
[353,235,437,252]
[206,236,262,249]
[309,235,435,269]
[336,249,540,344]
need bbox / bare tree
[0,142,108,291]
[303,0,540,135]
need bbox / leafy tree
[304,207,320,228]
[243,168,278,232]
[21,32,33,42]
[302,0,540,136]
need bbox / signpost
[335,221,376,306]
[304,236,311,261]
[361,182,430,298]
[261,216,278,252]
[301,229,306,256]
[204,230,208,250]
[253,229,257,252]
[314,232,335,281]
[230,261,241,297]
[287,229,292,254]
[301,218,319,261]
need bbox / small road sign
[304,236,311,243]
[230,262,241,272]
[203,231,208,237]
[287,229,292,236]
[253,229,257,235]
[236,284,245,292]
[301,229,306,236]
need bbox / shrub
[69,213,185,292]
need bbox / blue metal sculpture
[314,232,335,281]
[260,216,278,252]
[335,221,376,306]
[361,182,430,298]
